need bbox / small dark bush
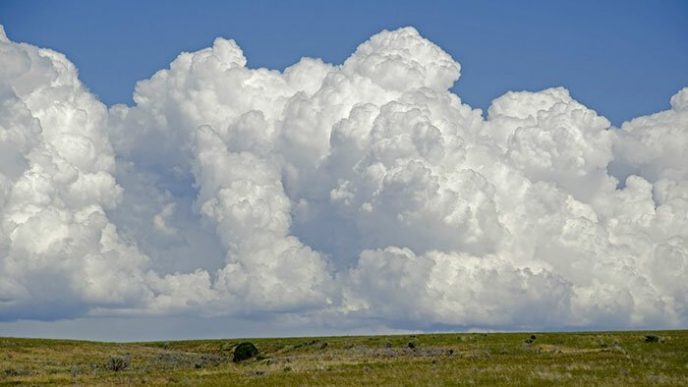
[319,341,328,349]
[408,342,416,349]
[4,368,19,377]
[530,335,537,340]
[4,368,30,377]
[644,335,660,343]
[233,342,259,362]
[105,355,129,372]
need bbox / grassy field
[1,330,687,385]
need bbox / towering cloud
[0,25,151,319]
[1,25,686,331]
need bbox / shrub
[4,368,30,377]
[105,355,129,372]
[644,335,660,343]
[232,342,259,363]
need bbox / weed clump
[644,335,660,343]
[219,342,234,353]
[525,335,537,344]
[105,355,130,372]
[4,368,30,377]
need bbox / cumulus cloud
[1,25,687,331]
[0,28,152,319]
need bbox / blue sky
[1,0,686,125]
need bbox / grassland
[1,330,687,385]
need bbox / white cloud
[0,32,154,319]
[0,25,687,332]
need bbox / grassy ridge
[1,330,687,385]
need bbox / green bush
[232,342,259,363]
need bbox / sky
[0,2,688,341]
[1,0,687,125]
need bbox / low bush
[105,355,130,372]
[232,342,259,362]
[644,335,660,343]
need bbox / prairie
[1,330,687,385]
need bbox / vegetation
[232,342,260,363]
[1,330,687,385]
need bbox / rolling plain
[1,330,687,385]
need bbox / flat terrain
[1,330,687,385]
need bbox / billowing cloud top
[1,26,687,331]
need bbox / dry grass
[1,330,687,385]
